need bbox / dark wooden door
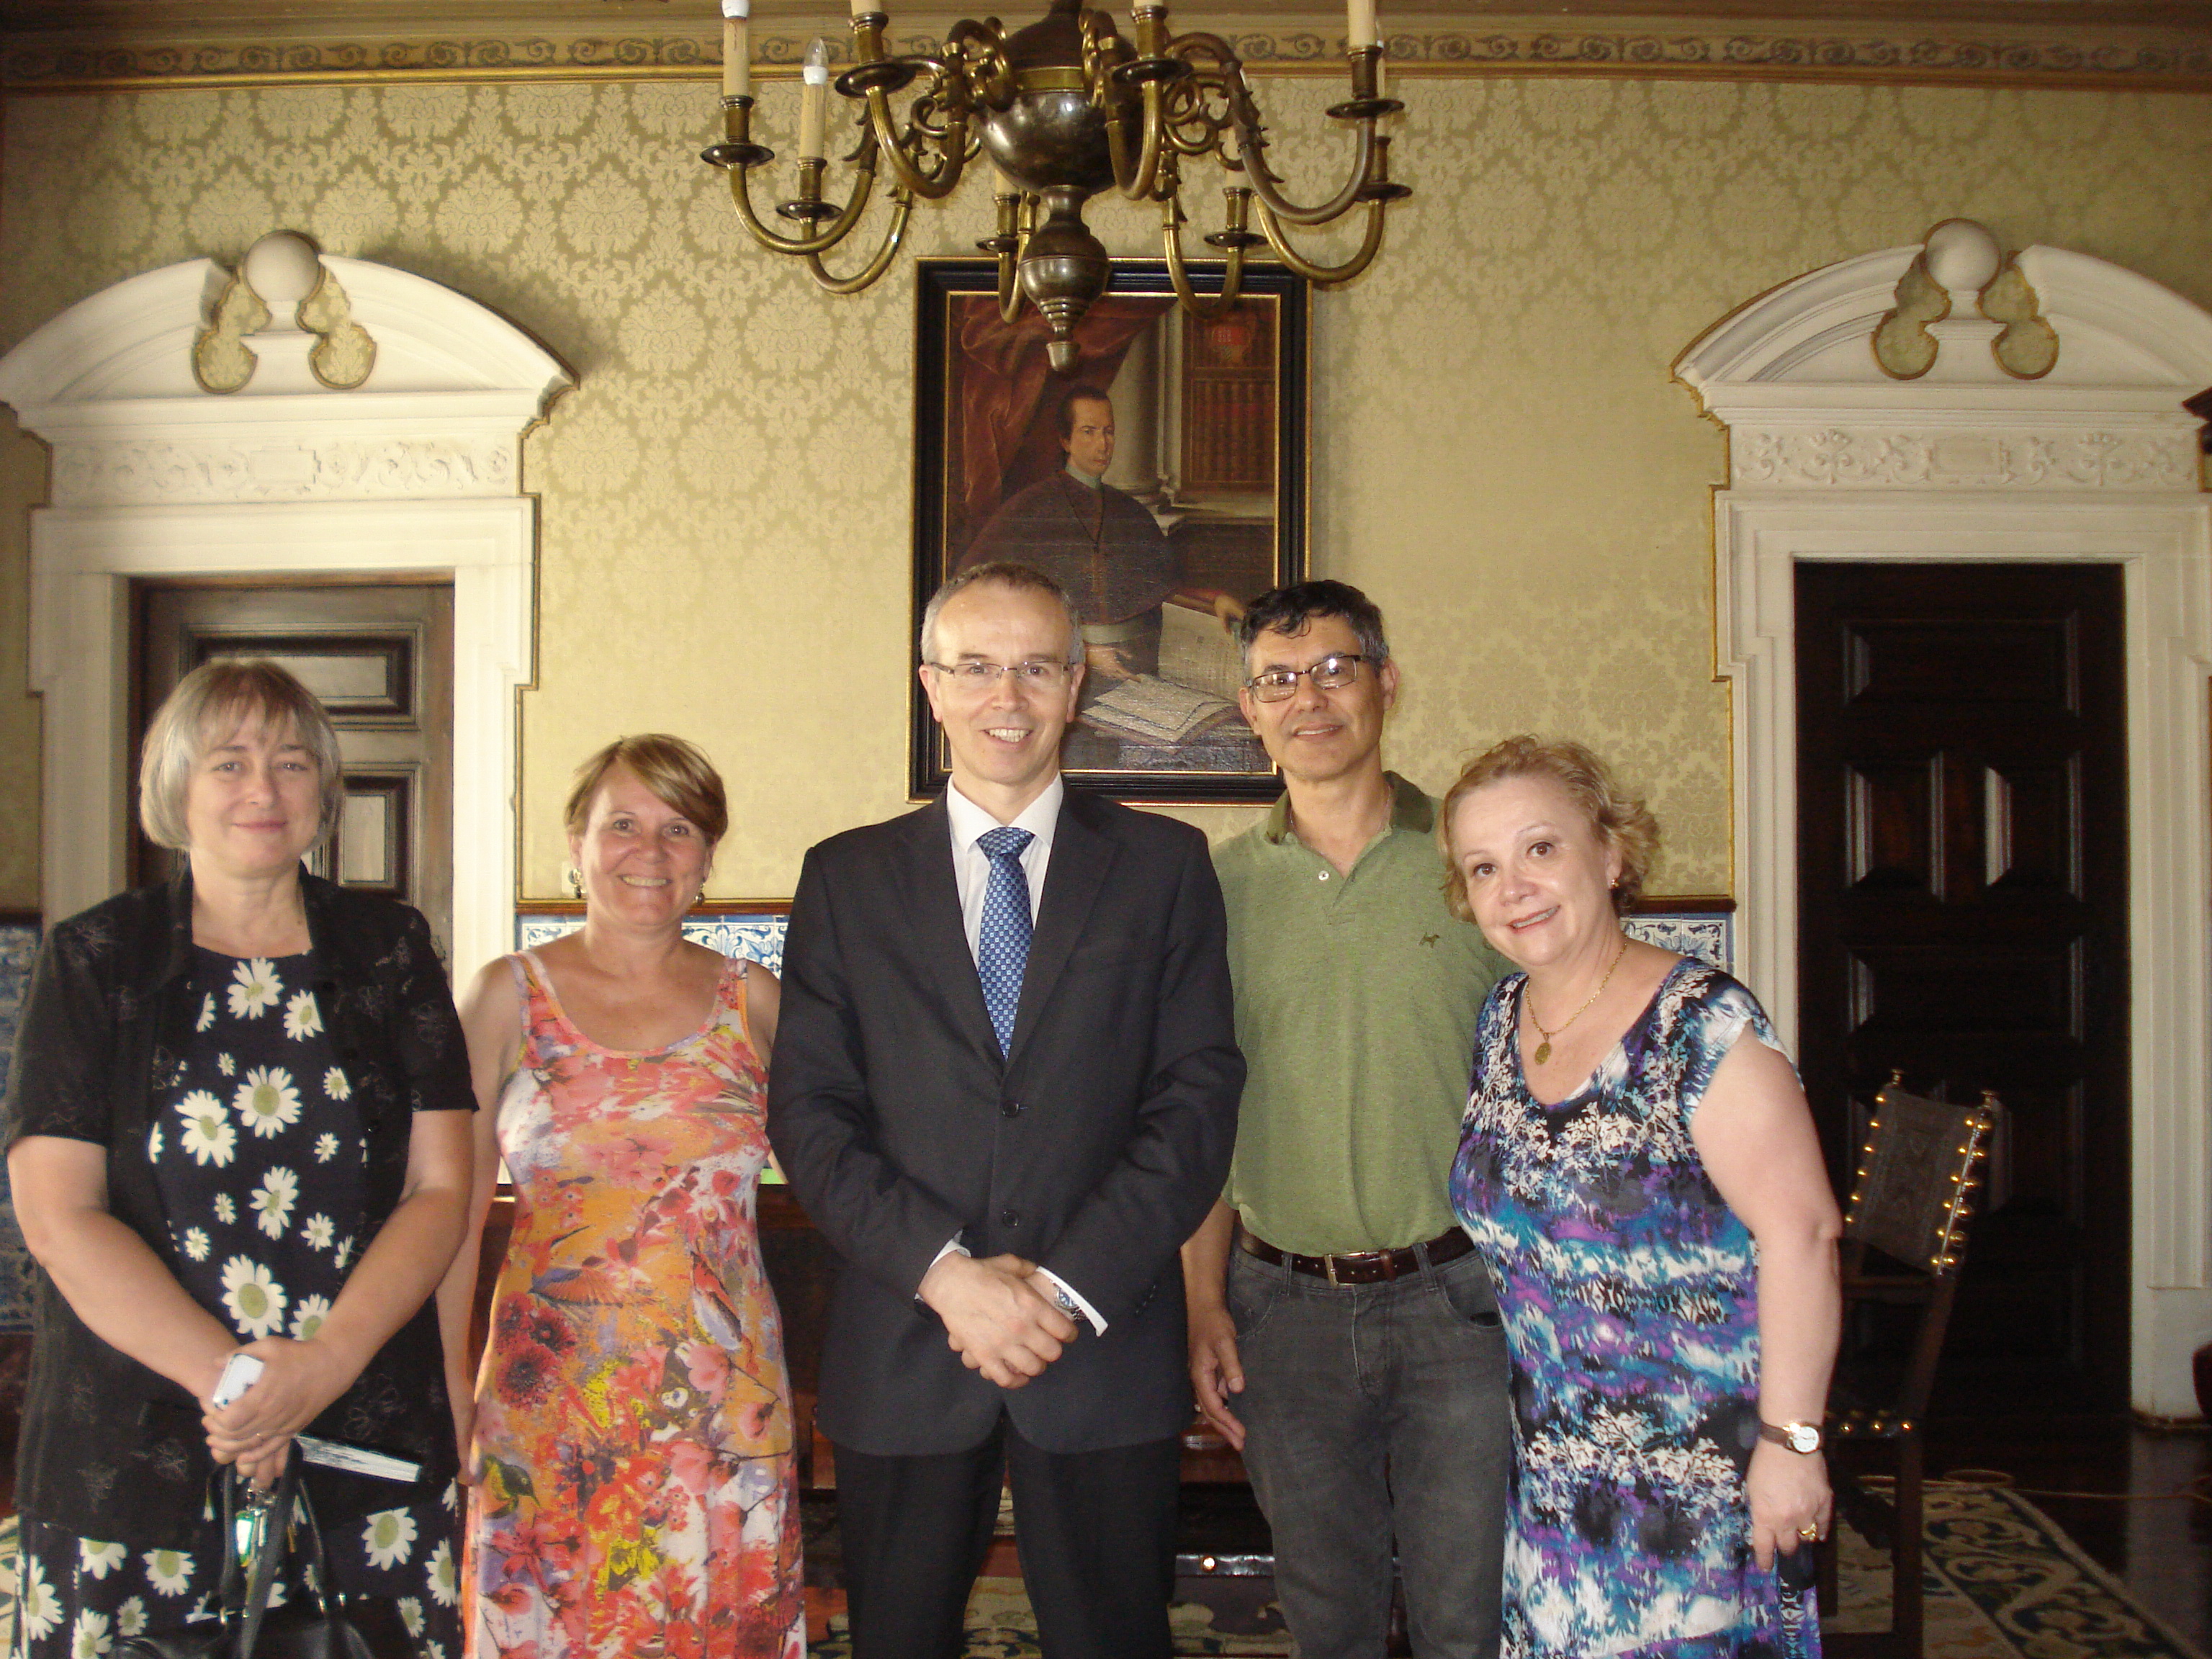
[133,581,455,959]
[1796,562,2128,1414]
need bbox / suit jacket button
[1001,1100,1022,1118]
[1000,1208,1020,1228]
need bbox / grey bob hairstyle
[139,659,346,852]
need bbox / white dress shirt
[945,775,1062,956]
[933,777,1107,1334]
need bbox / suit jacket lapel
[897,798,1002,1066]
[1007,790,1113,1064]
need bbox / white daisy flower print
[70,1607,111,1659]
[251,1167,299,1239]
[78,1539,125,1578]
[213,1193,238,1226]
[219,1255,287,1338]
[176,1093,236,1167]
[235,1066,302,1138]
[195,993,216,1033]
[290,1293,332,1341]
[304,1213,335,1251]
[145,1123,163,1162]
[362,1509,417,1569]
[426,1539,458,1606]
[323,1066,351,1102]
[334,1236,355,1269]
[441,1480,459,1512]
[282,989,323,1042]
[314,1133,340,1164]
[398,1597,425,1637]
[114,1599,148,1640]
[227,958,282,1019]
[18,1555,60,1638]
[182,1227,210,1262]
[426,1646,446,1659]
[217,1053,235,1077]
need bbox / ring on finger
[1797,1524,1820,1540]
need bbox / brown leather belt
[1238,1226,1474,1286]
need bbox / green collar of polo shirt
[1263,770,1434,846]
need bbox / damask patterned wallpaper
[0,76,2207,910]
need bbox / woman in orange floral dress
[437,735,803,1658]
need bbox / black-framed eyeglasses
[1244,653,1368,702]
[928,659,1075,691]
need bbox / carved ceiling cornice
[0,1,2205,91]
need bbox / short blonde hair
[1438,734,1661,922]
[565,734,729,850]
[139,660,345,852]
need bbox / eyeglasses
[1244,653,1369,702]
[928,659,1075,691]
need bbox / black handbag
[117,1460,377,1659]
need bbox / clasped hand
[199,1337,351,1490]
[919,1253,1079,1390]
[1746,1438,1832,1570]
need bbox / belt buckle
[1323,1254,1339,1287]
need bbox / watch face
[1786,1424,1821,1454]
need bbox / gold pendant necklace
[1529,935,1630,1066]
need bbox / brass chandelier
[701,0,1408,372]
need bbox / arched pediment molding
[0,234,572,979]
[1678,219,2212,1419]
[0,253,568,413]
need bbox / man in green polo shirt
[1181,580,1511,1658]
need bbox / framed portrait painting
[911,259,1308,804]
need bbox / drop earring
[565,865,584,899]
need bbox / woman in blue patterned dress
[1441,736,1840,1659]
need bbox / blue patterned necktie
[976,825,1035,1057]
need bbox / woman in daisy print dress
[438,735,804,1659]
[1440,738,1842,1659]
[2,661,476,1659]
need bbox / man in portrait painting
[958,383,1186,689]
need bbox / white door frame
[1679,224,2212,1416]
[0,246,570,980]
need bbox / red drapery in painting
[950,295,1169,557]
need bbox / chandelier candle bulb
[719,0,750,101]
[1347,0,1379,50]
[797,38,831,161]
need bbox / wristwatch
[1048,1282,1094,1335]
[1759,1420,1823,1455]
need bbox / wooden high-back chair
[1822,1071,2000,1659]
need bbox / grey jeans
[1228,1238,1511,1659]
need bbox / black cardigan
[0,869,475,1540]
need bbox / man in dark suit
[767,561,1244,1659]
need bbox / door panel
[1796,562,2127,1413]
[134,582,454,959]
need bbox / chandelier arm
[806,188,917,294]
[725,156,881,257]
[1161,201,1249,318]
[1104,79,1170,201]
[994,192,1037,324]
[861,84,969,202]
[1230,105,1383,228]
[1253,197,1388,286]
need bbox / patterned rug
[0,1482,2197,1658]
